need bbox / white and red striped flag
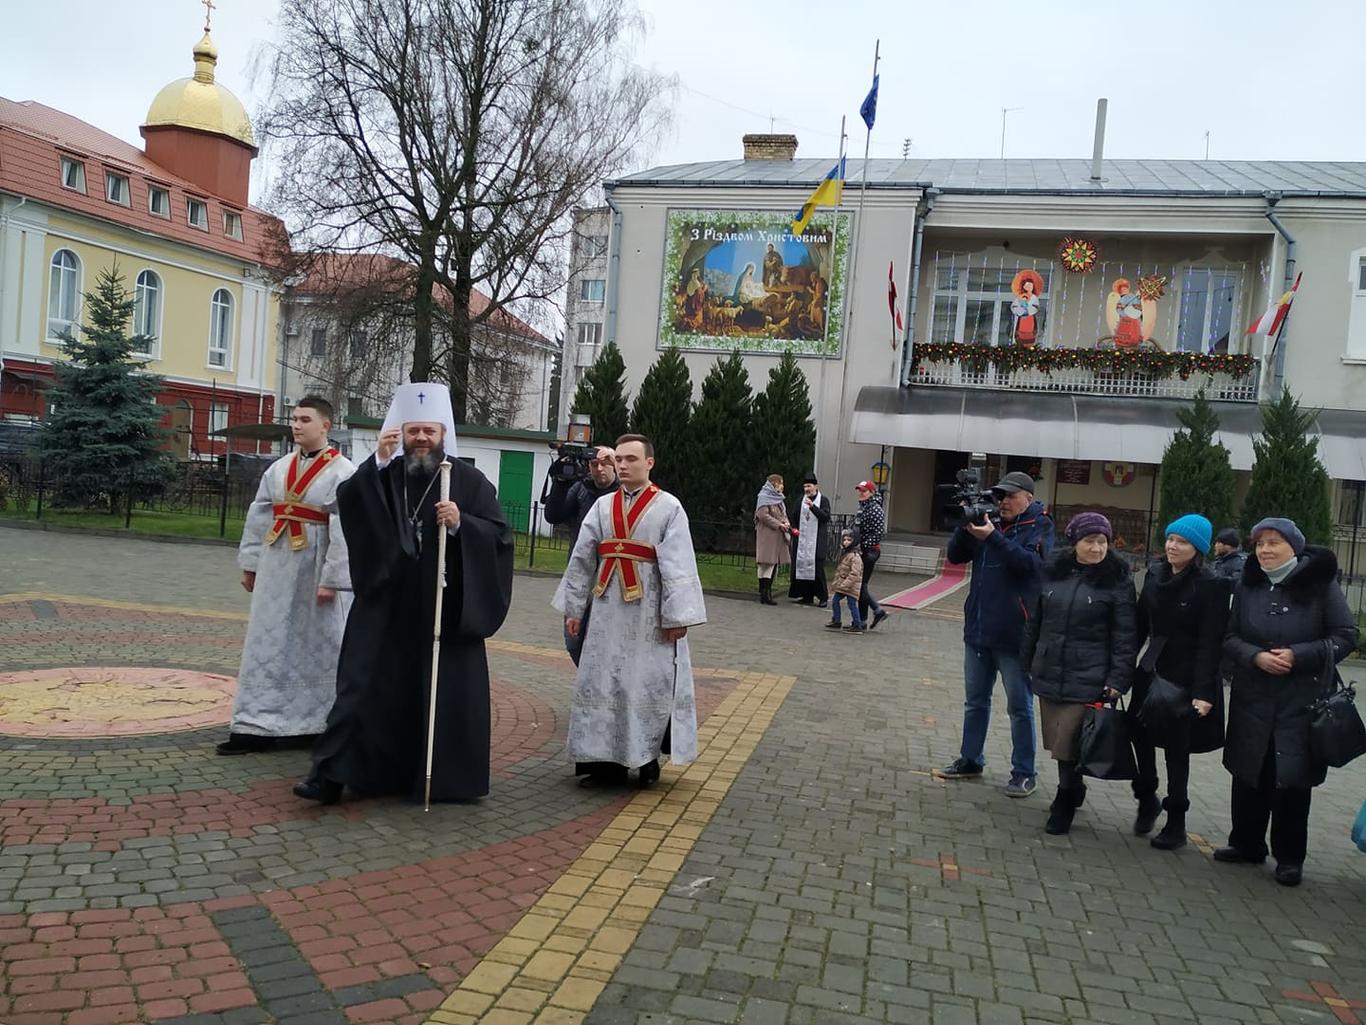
[1247,271,1302,337]
[888,261,903,340]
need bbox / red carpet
[880,557,968,610]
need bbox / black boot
[1133,792,1161,835]
[216,732,276,756]
[292,777,342,805]
[1045,787,1079,835]
[759,578,777,605]
[1150,798,1189,850]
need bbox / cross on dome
[202,0,216,32]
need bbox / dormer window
[60,156,86,193]
[223,210,243,240]
[148,185,170,218]
[105,173,130,206]
[187,198,208,230]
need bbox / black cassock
[309,454,513,801]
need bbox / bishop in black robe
[298,450,513,802]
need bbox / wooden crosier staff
[423,459,452,812]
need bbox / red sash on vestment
[263,448,339,551]
[593,485,660,603]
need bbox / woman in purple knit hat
[1021,511,1137,834]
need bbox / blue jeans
[961,645,1036,778]
[830,594,862,627]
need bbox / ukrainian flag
[790,157,846,236]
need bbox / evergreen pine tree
[37,265,173,511]
[1240,387,1334,544]
[1156,390,1235,544]
[570,340,629,445]
[629,347,692,499]
[688,350,754,522]
[750,350,817,515]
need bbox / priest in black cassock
[294,383,513,805]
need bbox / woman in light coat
[754,474,792,606]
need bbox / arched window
[208,288,233,368]
[133,270,162,355]
[47,249,81,340]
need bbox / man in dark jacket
[935,471,1054,797]
[854,481,889,630]
[543,446,619,663]
[1210,527,1247,581]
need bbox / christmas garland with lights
[909,342,1258,381]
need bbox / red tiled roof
[293,252,551,345]
[0,97,282,266]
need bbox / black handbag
[1309,640,1366,769]
[1135,637,1192,737]
[1078,696,1138,780]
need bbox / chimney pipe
[1090,98,1107,182]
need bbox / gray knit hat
[1250,517,1306,556]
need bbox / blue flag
[860,74,879,130]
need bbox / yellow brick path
[425,671,796,1025]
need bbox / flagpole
[831,40,880,505]
[813,115,847,478]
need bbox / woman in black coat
[1022,512,1137,835]
[1217,517,1359,886]
[1130,514,1229,851]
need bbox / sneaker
[824,620,843,630]
[842,625,864,634]
[932,757,984,780]
[1005,774,1037,798]
[869,609,890,630]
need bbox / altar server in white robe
[220,396,355,754]
[554,434,706,788]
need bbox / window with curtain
[132,270,162,355]
[208,289,233,368]
[929,258,1051,347]
[47,249,81,340]
[1176,268,1241,353]
[60,157,85,193]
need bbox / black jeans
[1228,741,1312,866]
[1132,739,1191,806]
[858,548,883,621]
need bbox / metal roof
[610,158,1366,198]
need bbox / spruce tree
[1241,387,1334,545]
[630,347,692,499]
[751,350,817,516]
[570,340,629,445]
[688,350,754,522]
[37,265,173,511]
[1157,390,1235,545]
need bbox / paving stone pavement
[3,526,1366,1025]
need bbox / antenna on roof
[902,137,912,159]
[1000,107,1022,159]
[1204,130,1211,160]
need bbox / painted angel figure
[1010,269,1046,346]
[1105,278,1158,349]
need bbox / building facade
[603,137,1366,564]
[556,206,611,433]
[0,25,281,459]
[278,253,558,443]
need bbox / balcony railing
[907,344,1261,403]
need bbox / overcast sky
[4,0,1364,195]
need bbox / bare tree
[257,0,672,422]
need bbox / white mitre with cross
[381,382,458,457]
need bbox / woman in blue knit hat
[1129,514,1229,850]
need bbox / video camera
[547,441,599,484]
[936,454,1000,527]
[546,413,599,486]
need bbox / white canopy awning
[850,386,1366,480]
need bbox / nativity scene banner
[658,208,851,357]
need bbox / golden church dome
[143,31,256,149]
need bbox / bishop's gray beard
[405,446,447,477]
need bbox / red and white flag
[887,261,903,338]
[1247,271,1302,337]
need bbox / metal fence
[0,456,264,535]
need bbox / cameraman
[544,445,619,664]
[934,471,1053,798]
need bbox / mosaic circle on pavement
[0,665,236,737]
